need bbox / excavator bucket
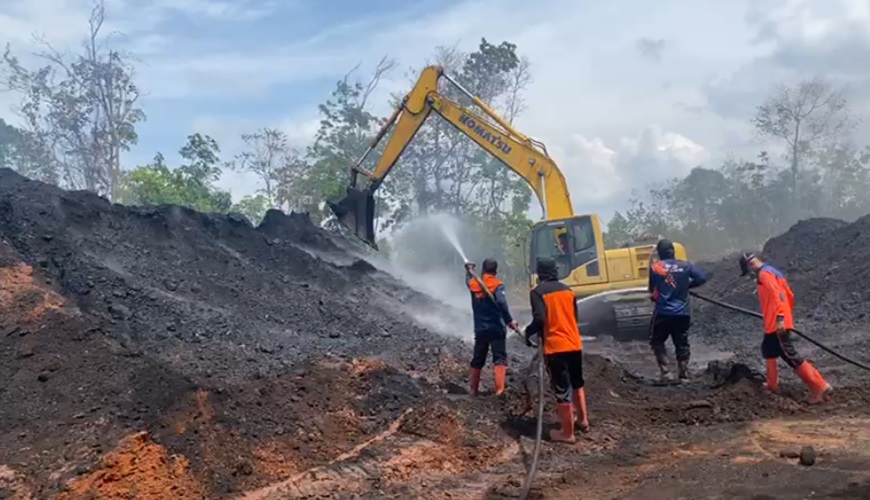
[328,187,378,249]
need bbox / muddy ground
[2,167,870,499]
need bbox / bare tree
[503,56,532,124]
[0,0,144,198]
[752,76,854,193]
[228,127,300,207]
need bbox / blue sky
[2,0,869,219]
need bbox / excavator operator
[465,258,517,396]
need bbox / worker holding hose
[739,251,832,403]
[524,257,589,442]
[465,258,517,396]
[648,239,708,381]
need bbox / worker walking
[648,239,708,381]
[524,257,589,443]
[739,252,831,403]
[465,259,517,396]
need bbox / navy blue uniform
[467,273,513,368]
[648,258,707,362]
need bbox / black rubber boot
[677,359,689,380]
[655,352,671,380]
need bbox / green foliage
[231,194,271,225]
[368,39,535,288]
[0,1,145,199]
[608,143,870,259]
[228,127,297,207]
[278,58,400,226]
[121,134,231,213]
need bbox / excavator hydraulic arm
[328,65,575,248]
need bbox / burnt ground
[2,167,870,499]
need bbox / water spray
[439,219,544,500]
[440,220,469,263]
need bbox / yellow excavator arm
[328,64,690,342]
[328,65,574,245]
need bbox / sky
[1,0,869,221]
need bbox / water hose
[466,266,545,499]
[519,340,544,500]
[690,291,870,372]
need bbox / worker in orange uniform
[465,259,517,396]
[739,251,832,403]
[524,257,589,442]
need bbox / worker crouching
[466,259,517,396]
[739,252,832,404]
[524,257,589,443]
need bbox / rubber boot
[677,359,689,381]
[469,368,481,396]
[493,365,507,396]
[655,352,672,381]
[548,403,576,443]
[765,359,779,392]
[795,362,831,404]
[572,388,590,433]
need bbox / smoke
[377,212,506,340]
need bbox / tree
[0,118,21,169]
[0,0,144,198]
[231,194,271,225]
[228,128,300,207]
[121,134,231,213]
[380,39,535,288]
[752,77,853,195]
[282,57,399,224]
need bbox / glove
[523,326,539,348]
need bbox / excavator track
[576,288,652,342]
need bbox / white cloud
[541,126,708,219]
[3,0,870,219]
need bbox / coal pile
[693,216,870,329]
[0,168,470,497]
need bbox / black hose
[519,344,545,500]
[690,291,870,372]
[467,267,545,497]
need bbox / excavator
[328,65,688,340]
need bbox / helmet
[738,251,758,277]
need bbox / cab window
[529,216,599,279]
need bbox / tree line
[0,1,536,286]
[605,76,869,258]
[2,1,868,285]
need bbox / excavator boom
[328,64,688,343]
[329,65,574,248]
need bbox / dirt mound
[687,216,870,385]
[0,168,468,497]
[694,216,870,327]
[6,168,870,499]
[59,432,206,500]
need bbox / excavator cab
[528,215,606,287]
